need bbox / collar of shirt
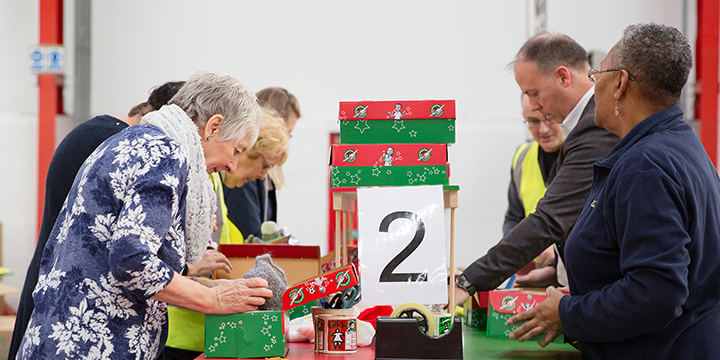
[560,86,595,136]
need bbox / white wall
[0,0,696,310]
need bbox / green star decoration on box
[330,165,448,190]
[205,311,288,358]
[340,118,456,145]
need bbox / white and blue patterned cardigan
[19,124,190,360]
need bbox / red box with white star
[329,143,448,167]
[486,289,564,343]
[339,100,455,120]
[328,143,450,190]
[338,100,456,145]
[282,264,359,310]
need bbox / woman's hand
[186,249,233,276]
[208,277,274,314]
[507,286,566,347]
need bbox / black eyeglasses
[588,68,636,83]
[524,118,558,129]
[260,153,275,171]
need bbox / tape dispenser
[375,302,463,360]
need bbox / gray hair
[170,72,261,145]
[613,23,692,106]
[513,33,590,75]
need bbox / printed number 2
[378,211,428,282]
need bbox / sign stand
[332,186,462,359]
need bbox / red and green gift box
[463,291,488,329]
[338,100,456,145]
[204,311,289,358]
[329,143,449,190]
[286,300,317,321]
[487,289,564,343]
[282,263,359,310]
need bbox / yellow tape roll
[391,302,436,337]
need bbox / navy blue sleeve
[223,180,264,238]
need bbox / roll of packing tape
[391,302,436,337]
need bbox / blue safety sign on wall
[29,47,45,73]
[46,47,64,73]
[28,46,65,74]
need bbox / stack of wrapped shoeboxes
[330,100,456,190]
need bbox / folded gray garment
[242,253,288,310]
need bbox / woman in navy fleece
[507,23,720,359]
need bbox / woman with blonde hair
[221,108,291,243]
[223,87,300,241]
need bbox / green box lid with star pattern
[205,311,288,358]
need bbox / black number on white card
[378,211,428,282]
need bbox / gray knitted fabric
[242,254,288,310]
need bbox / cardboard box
[329,143,448,167]
[339,100,456,120]
[213,244,321,286]
[204,311,288,359]
[282,264,359,310]
[487,289,564,343]
[0,315,15,360]
[434,313,453,336]
[338,100,456,145]
[320,247,358,273]
[286,300,316,321]
[339,119,456,145]
[463,291,488,329]
[330,164,449,190]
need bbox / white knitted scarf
[141,104,215,264]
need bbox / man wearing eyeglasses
[453,33,620,310]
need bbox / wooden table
[195,324,582,359]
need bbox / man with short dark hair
[453,33,619,306]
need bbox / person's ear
[555,66,571,87]
[203,114,224,140]
[614,71,630,101]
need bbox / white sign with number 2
[358,185,448,306]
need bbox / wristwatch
[455,274,477,296]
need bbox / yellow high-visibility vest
[511,141,546,217]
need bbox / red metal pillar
[696,0,719,167]
[37,0,64,235]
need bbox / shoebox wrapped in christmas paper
[282,263,359,310]
[463,291,489,329]
[329,143,449,190]
[487,289,564,343]
[338,100,456,145]
[204,310,289,358]
[286,300,317,321]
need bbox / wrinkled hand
[514,266,558,288]
[507,286,566,347]
[193,277,232,288]
[209,277,273,314]
[187,249,232,277]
